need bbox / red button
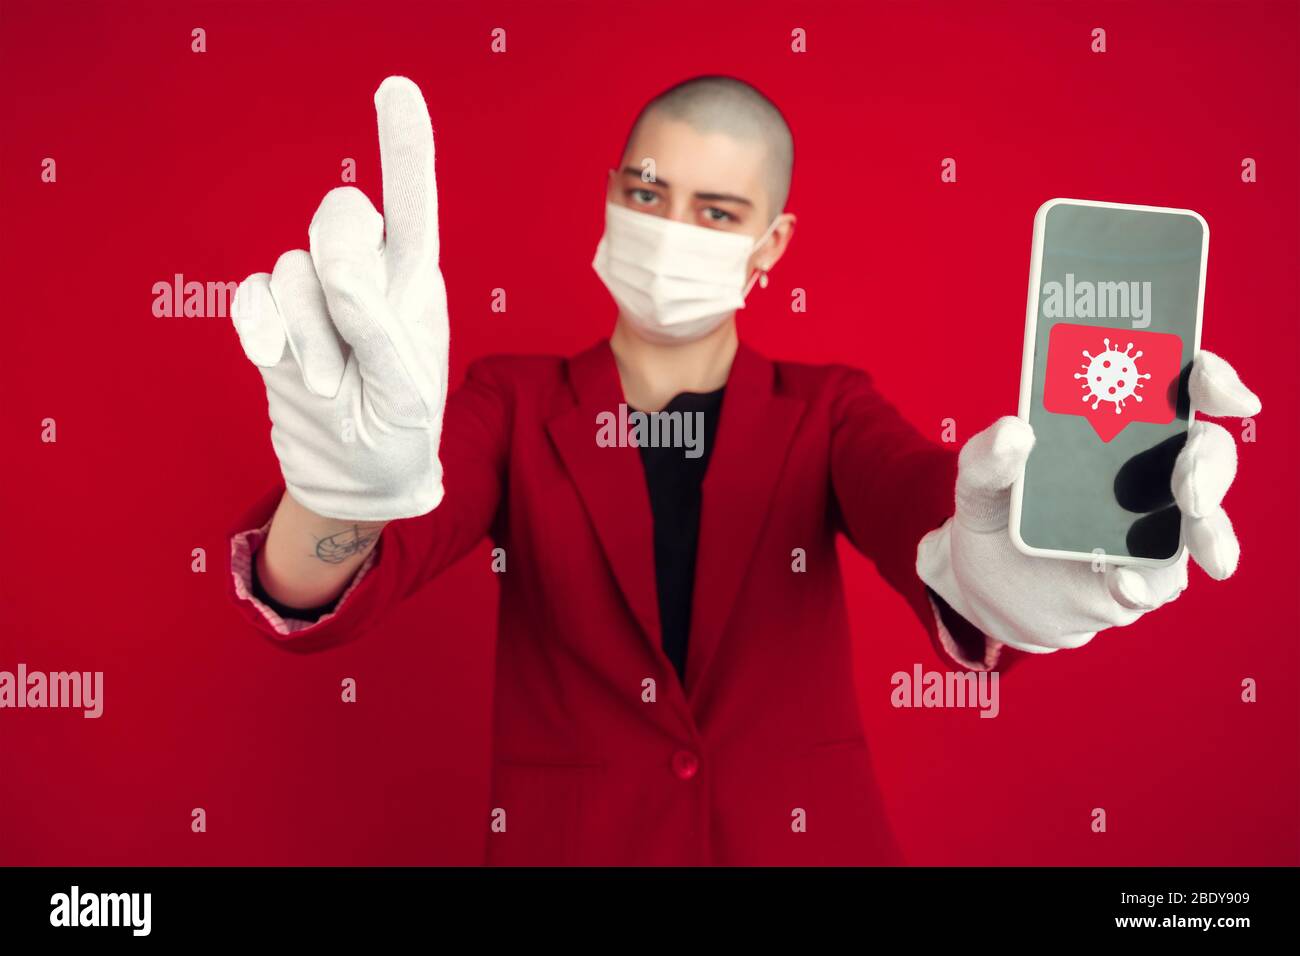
[671,750,700,780]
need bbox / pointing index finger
[374,75,438,274]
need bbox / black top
[251,387,728,687]
[632,387,725,684]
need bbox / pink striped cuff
[230,522,379,636]
[926,593,1005,672]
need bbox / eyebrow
[619,166,754,207]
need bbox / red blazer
[228,340,1004,866]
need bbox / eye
[702,206,737,224]
[627,189,660,207]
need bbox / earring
[758,270,770,290]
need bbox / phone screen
[1016,201,1205,562]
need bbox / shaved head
[623,75,794,217]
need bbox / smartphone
[1009,198,1207,567]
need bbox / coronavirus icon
[1043,324,1183,442]
[1074,338,1152,414]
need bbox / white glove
[917,351,1261,653]
[231,76,448,522]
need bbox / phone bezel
[1008,197,1208,568]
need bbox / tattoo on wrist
[314,525,380,564]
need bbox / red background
[1,0,1296,865]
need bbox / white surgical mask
[592,200,779,343]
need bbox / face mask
[592,200,780,343]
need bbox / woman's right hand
[231,76,449,524]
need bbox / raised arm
[231,76,448,611]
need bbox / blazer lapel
[544,339,806,700]
[545,341,663,653]
[686,343,806,701]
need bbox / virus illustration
[1074,337,1151,414]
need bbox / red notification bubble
[1042,323,1184,442]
